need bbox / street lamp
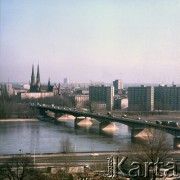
[34,149,36,169]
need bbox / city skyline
[0,0,180,84]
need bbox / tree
[60,137,74,153]
[0,156,45,180]
[119,129,171,180]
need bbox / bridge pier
[131,128,145,138]
[55,113,64,119]
[99,122,118,131]
[173,137,180,149]
[131,128,152,138]
[74,117,92,127]
[46,110,55,118]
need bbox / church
[30,64,41,92]
[20,65,55,100]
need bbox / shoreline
[0,118,39,122]
[0,149,179,157]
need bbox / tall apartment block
[63,78,69,88]
[128,85,154,111]
[89,85,114,111]
[154,85,180,110]
[113,79,123,94]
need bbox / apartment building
[113,79,123,95]
[128,85,154,111]
[89,85,114,111]
[154,85,180,110]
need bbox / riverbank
[0,118,39,122]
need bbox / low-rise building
[20,92,54,100]
[73,95,89,108]
[114,96,128,110]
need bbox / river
[0,118,174,154]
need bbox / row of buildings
[85,84,180,112]
[1,65,180,112]
[128,85,180,111]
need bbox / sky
[0,0,180,84]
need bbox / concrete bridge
[32,104,180,149]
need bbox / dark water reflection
[0,119,174,154]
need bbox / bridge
[32,104,180,149]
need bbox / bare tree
[60,137,74,154]
[119,129,171,180]
[0,156,45,180]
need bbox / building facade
[73,95,89,108]
[154,85,180,110]
[128,85,154,111]
[113,79,123,95]
[114,97,128,110]
[20,92,54,100]
[89,85,114,111]
[20,65,56,100]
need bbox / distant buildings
[114,96,128,110]
[128,85,154,111]
[89,85,114,111]
[72,95,89,108]
[128,84,180,111]
[0,84,14,97]
[113,79,123,95]
[63,78,69,88]
[2,65,180,112]
[20,65,55,100]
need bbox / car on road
[122,114,127,118]
[156,120,162,125]
[91,153,99,157]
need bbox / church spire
[36,64,40,84]
[36,64,41,91]
[31,64,35,85]
[48,78,50,87]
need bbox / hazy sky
[0,0,180,84]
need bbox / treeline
[0,95,76,119]
[22,95,76,108]
[0,96,37,119]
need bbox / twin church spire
[30,64,41,92]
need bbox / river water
[0,118,174,154]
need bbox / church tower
[48,78,51,88]
[30,64,41,92]
[36,64,41,91]
[30,65,36,92]
[31,65,35,85]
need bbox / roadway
[0,151,180,170]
